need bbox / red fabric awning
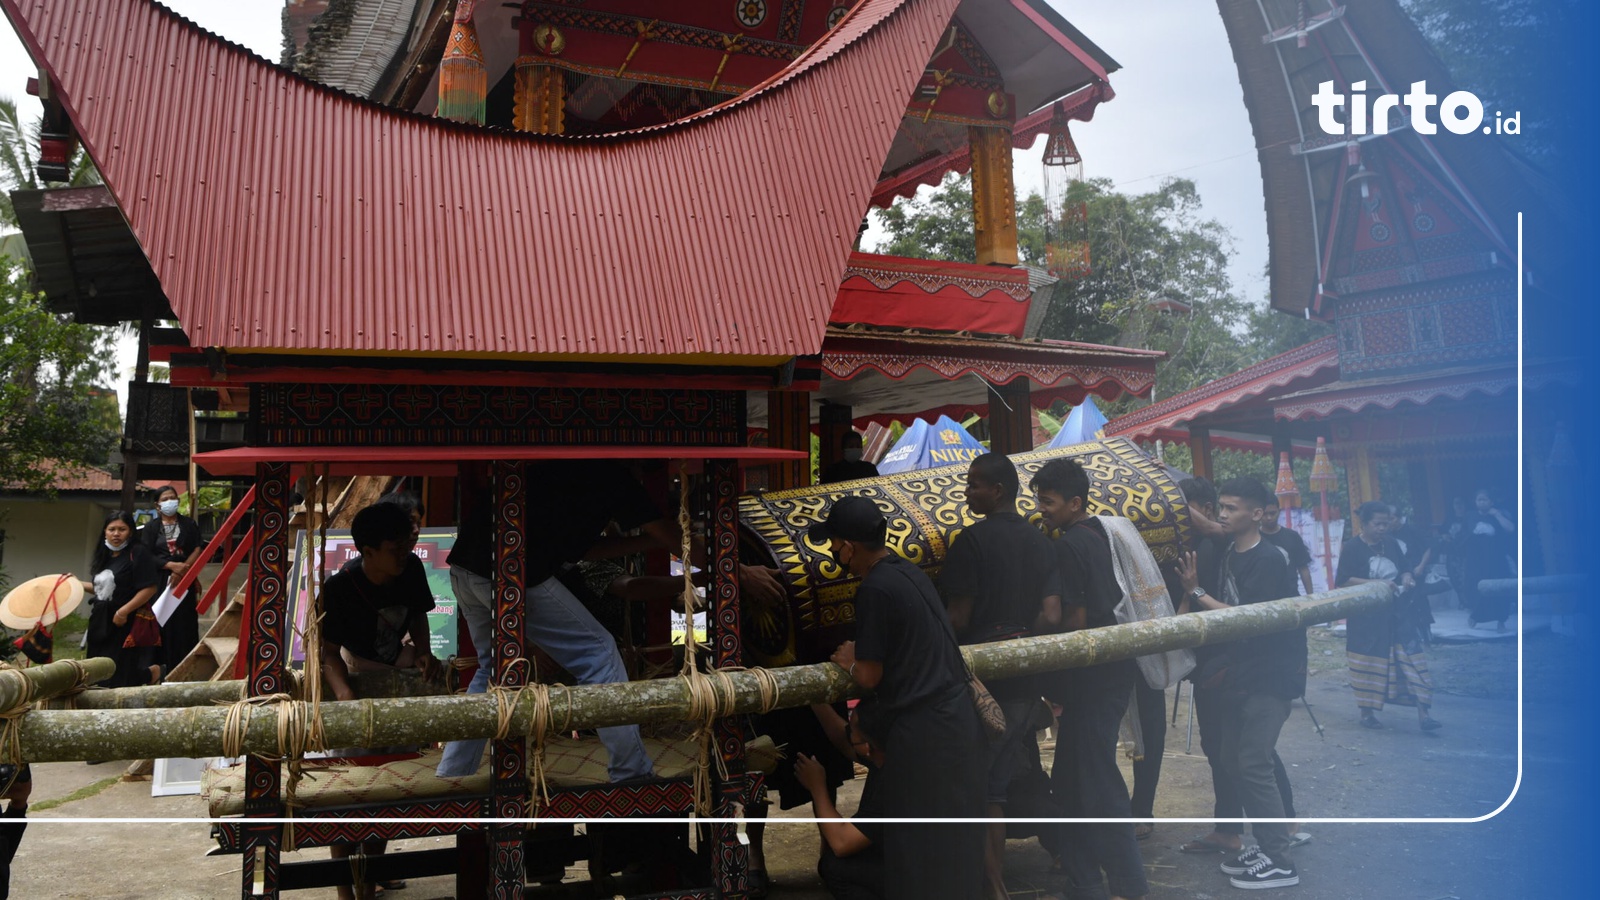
[193,445,807,477]
[1104,337,1340,441]
[829,253,1033,337]
[823,331,1160,390]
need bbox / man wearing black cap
[816,496,984,900]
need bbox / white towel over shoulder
[1102,515,1195,690]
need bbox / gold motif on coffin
[738,437,1190,666]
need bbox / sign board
[286,528,460,664]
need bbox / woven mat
[203,734,778,817]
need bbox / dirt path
[10,628,1565,898]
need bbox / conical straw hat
[0,573,85,630]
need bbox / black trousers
[1195,687,1296,834]
[1210,692,1295,863]
[879,686,985,900]
[1051,659,1149,900]
[0,808,26,900]
[818,844,885,900]
[1128,678,1168,820]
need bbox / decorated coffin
[739,436,1190,667]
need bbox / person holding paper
[141,485,204,675]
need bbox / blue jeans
[435,567,653,781]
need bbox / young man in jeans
[1178,477,1307,890]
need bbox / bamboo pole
[1478,574,1587,596]
[13,585,1388,763]
[3,658,116,710]
[41,668,446,710]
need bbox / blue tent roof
[1047,396,1109,449]
[877,415,987,474]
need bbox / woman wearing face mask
[140,486,205,673]
[87,511,164,687]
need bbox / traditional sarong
[1345,549,1434,711]
[1346,613,1433,710]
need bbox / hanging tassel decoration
[438,0,487,125]
[1041,102,1082,167]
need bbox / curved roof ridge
[1,0,963,360]
[69,0,923,146]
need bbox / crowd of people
[784,458,1313,899]
[58,456,1512,899]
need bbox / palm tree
[0,95,101,230]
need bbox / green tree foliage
[871,175,1324,412]
[872,175,976,263]
[0,255,120,492]
[1402,0,1572,163]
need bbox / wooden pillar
[1345,446,1378,535]
[1406,459,1433,525]
[1424,456,1447,527]
[707,459,753,895]
[818,403,853,482]
[240,461,290,900]
[970,125,1019,266]
[987,379,1034,455]
[1189,427,1214,482]
[1270,428,1293,470]
[766,390,811,491]
[489,460,528,899]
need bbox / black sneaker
[1219,847,1263,875]
[1229,853,1299,890]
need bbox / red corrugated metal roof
[1102,337,1341,441]
[2,0,961,362]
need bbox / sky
[0,1,1270,405]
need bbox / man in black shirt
[1261,499,1315,595]
[318,501,440,900]
[438,460,667,781]
[820,496,984,900]
[320,502,441,700]
[1032,458,1148,900]
[439,461,787,780]
[940,452,1060,900]
[796,700,891,900]
[1177,477,1305,890]
[821,431,880,484]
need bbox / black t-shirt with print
[1262,526,1313,574]
[1215,538,1306,699]
[322,555,436,665]
[853,556,968,722]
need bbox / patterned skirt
[1346,610,1433,711]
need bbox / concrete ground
[7,625,1574,899]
